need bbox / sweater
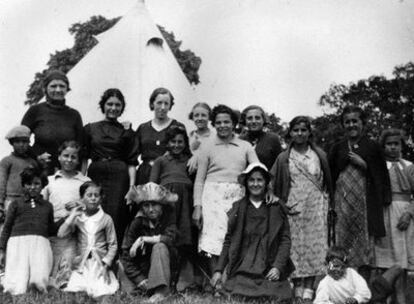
[0,196,55,249]
[21,102,84,173]
[0,153,38,207]
[149,153,192,186]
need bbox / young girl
[187,103,213,174]
[58,181,118,298]
[42,140,90,288]
[149,125,195,291]
[0,167,55,295]
[374,128,414,304]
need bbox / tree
[315,62,414,159]
[25,16,201,105]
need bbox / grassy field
[0,289,287,304]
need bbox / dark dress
[135,119,185,185]
[216,197,293,300]
[21,102,84,174]
[149,153,193,247]
[84,120,138,243]
[240,131,282,170]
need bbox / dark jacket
[328,136,391,237]
[121,206,177,285]
[215,197,294,280]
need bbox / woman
[192,104,259,274]
[212,163,293,301]
[135,88,186,185]
[21,70,84,174]
[328,106,391,276]
[271,116,333,303]
[239,105,282,169]
[84,88,138,243]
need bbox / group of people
[0,69,412,304]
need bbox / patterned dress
[286,148,328,278]
[335,164,373,268]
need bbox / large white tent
[64,0,198,129]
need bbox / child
[314,246,371,304]
[0,126,38,222]
[0,167,55,295]
[149,125,195,291]
[42,140,90,288]
[374,128,414,304]
[58,181,118,298]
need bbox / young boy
[314,246,371,304]
[0,126,38,223]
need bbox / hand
[265,267,280,281]
[130,236,145,257]
[120,120,132,130]
[344,297,358,304]
[125,186,137,205]
[192,206,203,230]
[397,212,411,231]
[0,250,5,267]
[70,205,84,217]
[37,152,52,164]
[348,152,367,169]
[65,200,81,211]
[265,190,279,205]
[187,155,198,175]
[211,272,222,287]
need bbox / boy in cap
[121,182,178,303]
[0,125,39,222]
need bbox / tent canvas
[64,0,198,130]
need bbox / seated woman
[211,163,294,301]
[121,182,178,303]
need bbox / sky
[0,0,413,155]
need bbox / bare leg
[394,270,407,304]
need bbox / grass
[0,289,289,304]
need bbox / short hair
[286,116,313,141]
[79,181,104,198]
[20,167,48,187]
[188,102,212,120]
[99,88,126,114]
[165,125,192,156]
[210,104,239,126]
[58,140,82,158]
[149,87,175,110]
[380,128,404,147]
[325,246,348,264]
[239,105,268,127]
[340,105,367,126]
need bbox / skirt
[199,181,244,256]
[375,200,414,270]
[65,254,119,297]
[3,235,52,295]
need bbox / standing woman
[22,70,84,175]
[271,116,333,303]
[135,88,186,185]
[83,88,138,243]
[239,105,282,170]
[328,106,391,276]
[192,104,259,274]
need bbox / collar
[249,198,263,209]
[290,145,312,158]
[165,152,188,162]
[79,207,104,223]
[54,170,87,180]
[24,194,43,204]
[214,134,239,146]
